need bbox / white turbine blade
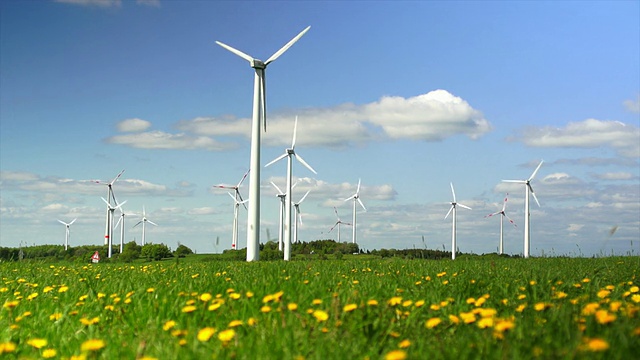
[133,220,143,229]
[485,211,501,218]
[271,181,285,195]
[444,205,454,220]
[530,185,541,207]
[227,192,238,202]
[265,26,311,65]
[147,220,158,226]
[333,206,340,220]
[110,169,125,185]
[114,200,127,211]
[297,208,303,225]
[329,222,339,233]
[298,190,310,204]
[114,216,122,229]
[260,71,267,132]
[237,169,250,187]
[291,116,298,149]
[101,197,111,208]
[215,41,254,63]
[529,160,544,181]
[450,182,456,202]
[69,218,77,225]
[344,194,356,202]
[357,198,366,212]
[294,153,317,174]
[501,193,509,212]
[57,219,67,225]
[265,152,288,168]
[458,203,472,210]
[356,179,361,195]
[504,213,518,228]
[502,179,526,183]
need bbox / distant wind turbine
[101,197,126,258]
[502,160,543,258]
[292,190,310,245]
[133,206,157,246]
[265,116,317,261]
[444,183,472,260]
[93,169,125,245]
[227,192,249,250]
[57,218,77,250]
[114,205,135,254]
[344,179,366,245]
[485,193,517,255]
[271,181,287,251]
[216,26,311,262]
[329,207,352,243]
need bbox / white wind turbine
[485,193,517,255]
[114,206,135,254]
[329,207,352,243]
[444,183,472,260]
[101,197,126,258]
[265,116,317,261]
[292,190,310,245]
[271,181,287,251]
[502,160,543,259]
[216,26,311,262]
[133,206,157,246]
[344,179,366,245]
[93,169,125,246]
[57,218,77,251]
[214,170,250,250]
[227,192,249,250]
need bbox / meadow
[1,256,639,359]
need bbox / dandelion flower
[228,320,243,327]
[313,310,329,322]
[312,299,323,305]
[630,286,639,293]
[387,297,403,306]
[367,299,379,306]
[42,349,57,358]
[399,339,411,348]
[597,290,611,299]
[477,317,494,329]
[343,303,358,312]
[218,329,235,342]
[425,317,441,329]
[27,338,48,349]
[494,319,515,332]
[81,339,105,352]
[181,305,197,313]
[0,342,17,354]
[3,300,19,309]
[384,349,407,360]
[583,337,609,352]
[287,303,298,311]
[197,327,216,342]
[595,310,616,324]
[260,305,272,313]
[163,320,176,331]
[200,293,212,302]
[448,314,460,324]
[27,293,38,300]
[631,294,640,303]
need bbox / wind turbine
[214,169,249,209]
[292,190,310,245]
[101,197,126,258]
[216,26,311,262]
[271,181,287,251]
[57,218,77,250]
[502,160,543,258]
[265,116,317,261]
[133,206,157,246]
[93,169,125,245]
[344,179,366,245]
[227,192,249,250]
[485,193,517,255]
[444,182,472,260]
[329,207,352,243]
[114,206,135,254]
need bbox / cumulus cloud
[55,0,122,8]
[105,131,237,151]
[515,119,640,158]
[117,118,151,132]
[624,95,640,113]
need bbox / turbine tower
[502,160,543,258]
[101,197,126,258]
[292,190,310,245]
[214,170,250,250]
[93,169,125,245]
[57,218,77,251]
[216,26,311,261]
[114,206,134,254]
[271,181,287,251]
[329,207,352,243]
[344,179,366,244]
[265,116,317,261]
[133,206,157,246]
[485,193,517,255]
[444,182,472,260]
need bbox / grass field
[1,256,639,359]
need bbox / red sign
[91,251,100,263]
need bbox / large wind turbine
[216,26,311,262]
[292,190,310,245]
[444,183,472,260]
[214,169,249,208]
[101,197,126,258]
[329,207,352,243]
[227,192,249,250]
[271,181,287,251]
[344,179,366,245]
[502,160,543,258]
[133,206,157,246]
[57,218,77,251]
[93,169,125,245]
[265,116,317,261]
[485,193,517,255]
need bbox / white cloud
[117,118,151,132]
[55,0,122,8]
[624,95,640,113]
[590,172,637,181]
[188,207,218,216]
[516,119,640,158]
[136,0,160,7]
[105,131,237,151]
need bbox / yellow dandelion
[208,302,222,311]
[631,294,640,303]
[597,290,611,299]
[43,286,54,293]
[466,297,476,304]
[494,319,515,332]
[42,348,57,358]
[260,305,272,313]
[343,303,358,312]
[288,303,298,311]
[426,317,441,329]
[273,291,284,302]
[367,299,379,306]
[583,337,609,352]
[163,320,176,331]
[3,300,19,309]
[229,293,241,300]
[515,304,526,313]
[387,297,403,306]
[312,299,323,305]
[0,342,17,354]
[609,301,622,312]
[595,310,616,324]
[181,305,197,313]
[262,294,274,303]
[27,338,48,349]
[247,318,257,326]
[245,291,254,298]
[218,329,235,342]
[197,327,216,342]
[582,302,600,316]
[402,300,413,307]
[313,309,329,322]
[27,292,38,300]
[477,317,494,329]
[414,300,425,308]
[200,293,212,302]
[384,349,407,360]
[630,285,639,293]
[449,314,460,324]
[228,320,243,328]
[399,339,411,348]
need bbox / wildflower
[460,312,476,324]
[27,338,48,349]
[402,300,413,307]
[554,291,568,299]
[181,305,197,313]
[594,310,616,324]
[70,355,87,360]
[163,320,176,331]
[398,339,411,348]
[581,337,609,352]
[245,291,254,298]
[247,318,257,326]
[534,302,549,311]
[630,286,639,293]
[384,349,407,360]
[631,294,640,303]
[312,299,323,305]
[218,329,235,342]
[43,286,54,293]
[479,308,497,318]
[387,297,403,306]
[228,320,243,327]
[229,293,241,300]
[582,303,600,316]
[609,301,622,312]
[597,290,611,299]
[494,319,515,332]
[414,300,425,308]
[200,293,212,302]
[208,303,222,311]
[288,303,298,311]
[466,297,476,304]
[97,293,106,299]
[448,314,460,324]
[260,305,272,313]
[515,304,526,312]
[273,291,284,302]
[104,305,115,311]
[367,299,379,306]
[474,297,486,307]
[477,317,494,329]
[313,310,329,322]
[42,349,57,358]
[425,317,441,329]
[0,342,17,354]
[517,294,526,300]
[197,327,216,342]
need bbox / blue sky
[1,0,639,257]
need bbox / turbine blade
[114,199,127,210]
[147,220,158,226]
[530,186,541,207]
[445,205,454,219]
[111,169,125,185]
[344,195,355,202]
[294,153,317,174]
[329,222,338,233]
[357,198,366,212]
[501,193,508,212]
[228,192,238,202]
[101,197,111,207]
[271,181,284,195]
[529,160,544,181]
[458,203,472,210]
[260,71,267,132]
[114,216,122,229]
[333,206,340,219]
[133,221,143,229]
[265,26,311,64]
[291,116,298,149]
[504,213,518,228]
[298,190,310,204]
[356,178,361,195]
[237,169,250,187]
[485,211,501,218]
[215,41,254,63]
[502,180,526,183]
[57,219,66,225]
[264,153,288,168]
[69,218,77,225]
[450,182,456,202]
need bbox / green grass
[1,257,639,359]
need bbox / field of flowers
[2,256,639,359]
